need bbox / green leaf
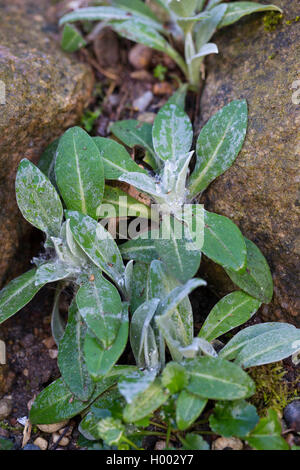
[93,137,146,180]
[209,400,259,437]
[123,380,169,423]
[16,159,63,236]
[155,279,206,359]
[55,127,104,219]
[76,272,122,349]
[120,232,158,263]
[152,103,193,162]
[219,322,296,361]
[176,390,207,431]
[29,370,130,424]
[186,356,256,400]
[100,185,151,220]
[118,172,161,199]
[179,337,217,359]
[130,262,150,312]
[84,305,129,379]
[112,0,161,23]
[0,438,14,450]
[181,433,209,450]
[157,278,206,319]
[199,291,261,342]
[234,326,300,368]
[206,0,223,8]
[67,211,125,285]
[112,20,168,51]
[130,298,160,369]
[58,300,94,401]
[168,0,197,17]
[124,260,134,299]
[118,369,157,403]
[51,285,65,346]
[195,4,227,49]
[60,6,162,30]
[38,138,59,187]
[61,24,87,52]
[79,388,125,440]
[218,2,282,28]
[188,100,248,196]
[202,210,247,271]
[35,261,73,285]
[0,269,44,324]
[161,362,188,394]
[97,417,125,446]
[148,260,194,360]
[225,238,273,304]
[154,217,202,283]
[110,119,156,166]
[247,409,288,450]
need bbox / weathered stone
[198,0,299,324]
[0,0,93,286]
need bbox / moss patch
[263,11,283,32]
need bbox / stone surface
[284,401,300,432]
[37,420,69,434]
[33,437,48,450]
[0,0,93,286]
[199,0,299,324]
[0,398,12,419]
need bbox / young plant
[59,0,282,86]
[0,97,299,451]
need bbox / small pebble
[48,348,58,359]
[52,432,69,447]
[33,437,48,450]
[138,112,156,124]
[42,336,55,349]
[153,82,173,95]
[284,401,300,432]
[133,91,153,112]
[129,44,152,69]
[212,437,243,451]
[59,426,73,437]
[37,420,68,433]
[154,440,166,450]
[130,70,153,81]
[0,398,12,420]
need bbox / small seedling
[59,0,282,86]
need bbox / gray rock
[0,0,93,286]
[284,401,300,432]
[198,0,300,324]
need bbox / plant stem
[166,422,172,448]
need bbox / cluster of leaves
[0,91,299,450]
[59,0,282,86]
